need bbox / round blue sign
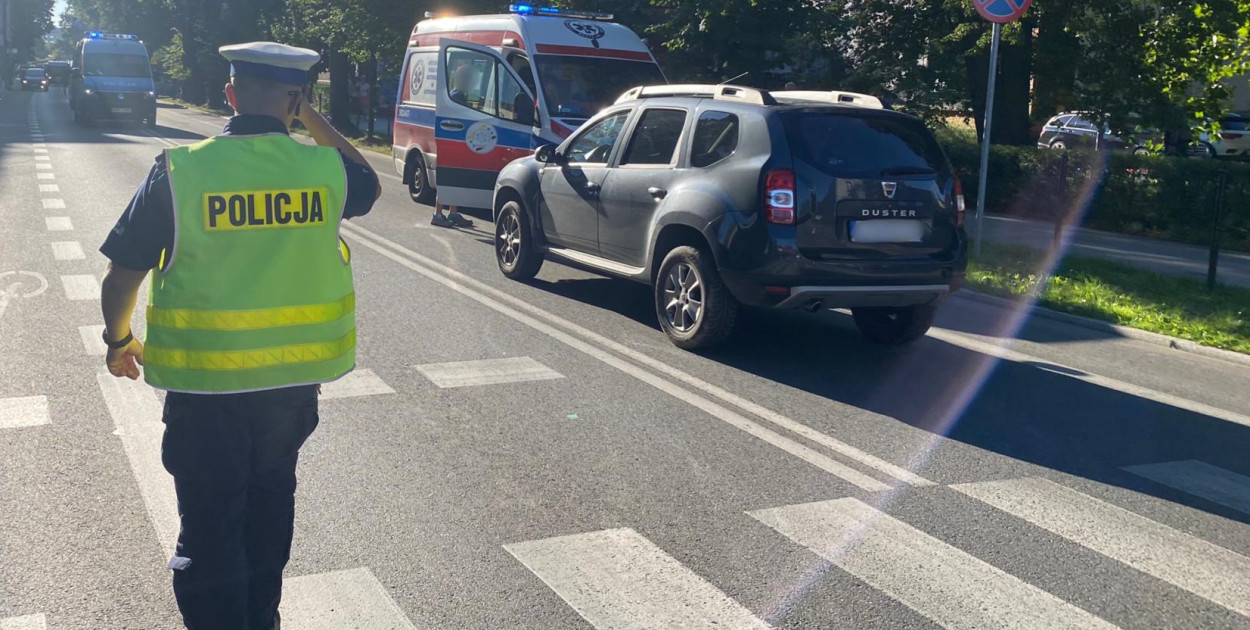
[973,0,1032,23]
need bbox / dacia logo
[204,188,328,231]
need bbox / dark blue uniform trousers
[161,385,319,630]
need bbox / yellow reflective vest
[144,133,356,393]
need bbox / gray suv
[492,85,968,350]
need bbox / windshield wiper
[879,166,936,176]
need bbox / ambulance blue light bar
[508,4,613,20]
[85,32,140,40]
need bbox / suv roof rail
[772,90,884,109]
[616,84,777,106]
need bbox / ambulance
[392,4,665,209]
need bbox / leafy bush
[936,129,1250,251]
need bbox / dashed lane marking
[41,198,65,210]
[34,155,49,162]
[320,368,395,400]
[51,241,84,261]
[44,217,72,231]
[35,163,51,170]
[414,356,564,389]
[61,274,99,301]
[38,184,59,193]
[36,173,54,180]
[1123,460,1250,516]
[79,325,107,356]
[341,223,920,490]
[0,396,51,430]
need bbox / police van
[392,4,665,209]
[70,32,157,127]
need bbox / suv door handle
[648,187,667,199]
[584,182,600,197]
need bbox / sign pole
[973,21,1002,258]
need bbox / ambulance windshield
[534,55,664,119]
[84,53,151,78]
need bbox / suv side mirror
[535,144,563,165]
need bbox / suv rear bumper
[719,253,966,309]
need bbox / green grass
[968,243,1250,354]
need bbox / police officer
[98,42,380,630]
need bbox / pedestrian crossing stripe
[1124,459,1250,516]
[507,472,1250,628]
[0,614,46,630]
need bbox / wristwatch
[102,329,134,350]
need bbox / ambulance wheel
[407,153,435,206]
[496,201,543,281]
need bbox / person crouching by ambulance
[98,41,380,630]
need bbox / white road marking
[748,498,1117,630]
[41,198,65,210]
[32,143,46,148]
[51,241,84,260]
[0,613,47,630]
[928,328,1250,429]
[38,184,59,192]
[0,396,51,430]
[951,477,1250,617]
[32,147,47,153]
[415,356,564,389]
[96,372,180,558]
[79,325,107,356]
[35,163,51,170]
[37,172,54,180]
[505,528,769,630]
[61,274,99,301]
[280,567,419,630]
[44,217,72,231]
[1123,460,1250,516]
[34,155,50,162]
[320,368,395,400]
[341,224,907,491]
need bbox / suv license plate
[850,219,924,243]
[111,107,132,113]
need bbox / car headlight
[147,91,156,97]
[83,88,93,95]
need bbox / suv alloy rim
[663,262,704,333]
[498,212,521,268]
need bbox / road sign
[973,0,1032,24]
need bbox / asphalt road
[1,89,1248,630]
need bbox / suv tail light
[953,177,966,228]
[765,169,796,225]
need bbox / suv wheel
[495,201,543,280]
[407,152,435,205]
[852,303,937,345]
[654,246,737,350]
[1049,140,1067,150]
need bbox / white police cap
[219,41,319,86]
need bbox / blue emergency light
[84,31,140,40]
[507,4,613,20]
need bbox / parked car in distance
[21,68,49,91]
[1194,114,1250,159]
[492,85,968,350]
[1037,112,1151,154]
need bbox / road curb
[952,290,1250,368]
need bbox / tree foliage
[45,0,1250,143]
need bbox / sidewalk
[980,214,1250,289]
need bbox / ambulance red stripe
[534,44,652,61]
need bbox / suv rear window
[781,112,947,178]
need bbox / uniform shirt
[101,115,379,271]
